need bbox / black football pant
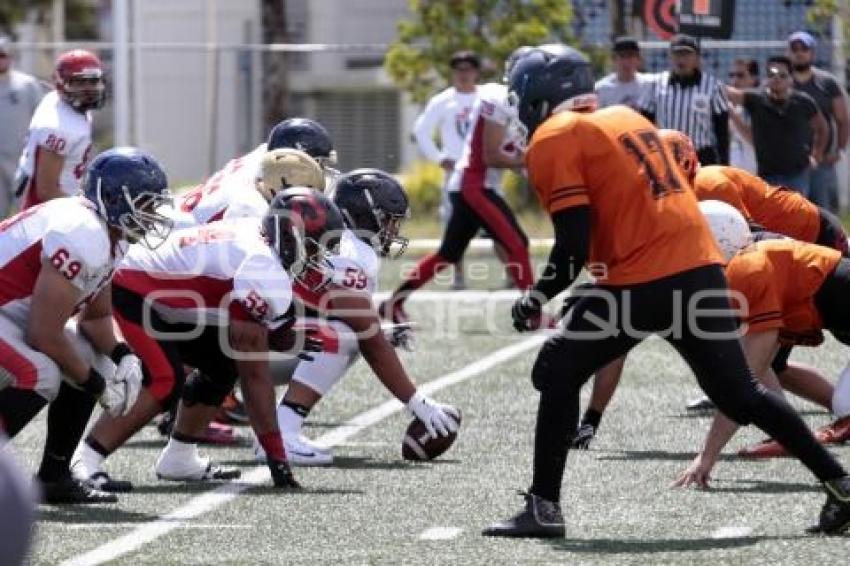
[529,264,845,502]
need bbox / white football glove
[406,391,459,439]
[99,354,143,417]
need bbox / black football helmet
[262,187,345,291]
[507,44,595,138]
[333,169,410,258]
[267,118,337,168]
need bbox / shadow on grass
[543,534,803,554]
[594,449,736,462]
[708,478,822,494]
[243,486,365,496]
[38,505,155,524]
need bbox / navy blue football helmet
[267,118,337,168]
[82,147,173,248]
[333,169,410,258]
[507,44,595,138]
[262,187,345,291]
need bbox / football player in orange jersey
[483,45,850,538]
[676,203,850,487]
[572,130,850,448]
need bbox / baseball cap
[788,31,816,49]
[450,50,481,69]
[613,36,640,54]
[670,34,699,53]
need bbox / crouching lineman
[676,202,850,494]
[255,168,418,465]
[485,45,850,538]
[71,189,337,491]
[0,147,172,502]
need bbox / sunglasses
[767,70,790,79]
[452,64,477,72]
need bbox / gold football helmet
[256,148,326,201]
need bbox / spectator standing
[639,34,730,164]
[726,55,827,193]
[789,31,849,212]
[594,36,653,110]
[0,37,44,218]
[727,58,759,173]
[413,50,481,290]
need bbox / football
[401,408,462,461]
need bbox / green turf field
[12,256,850,564]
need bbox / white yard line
[711,526,753,539]
[61,334,548,566]
[418,527,463,540]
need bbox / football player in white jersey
[15,50,104,209]
[71,189,340,490]
[169,117,336,230]
[380,80,536,325]
[0,147,172,503]
[255,168,418,465]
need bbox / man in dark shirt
[726,55,827,193]
[789,31,849,212]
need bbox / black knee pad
[181,370,237,407]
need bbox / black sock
[37,383,96,482]
[581,408,602,429]
[0,388,47,438]
[281,399,310,418]
[172,431,201,444]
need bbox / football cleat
[155,452,240,482]
[40,476,118,504]
[88,471,133,493]
[808,476,850,534]
[482,491,565,538]
[571,423,597,450]
[214,391,250,425]
[253,434,333,466]
[378,298,409,325]
[686,396,715,412]
[267,457,301,489]
[814,416,850,445]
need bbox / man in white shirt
[727,58,759,173]
[412,50,480,289]
[594,37,653,110]
[0,37,44,218]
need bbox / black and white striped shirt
[639,70,729,150]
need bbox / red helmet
[54,49,105,112]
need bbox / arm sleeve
[710,79,730,115]
[533,206,591,302]
[712,111,730,164]
[412,96,445,163]
[526,133,589,214]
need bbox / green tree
[385,0,574,104]
[808,0,849,43]
[0,1,97,40]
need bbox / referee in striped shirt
[639,34,730,164]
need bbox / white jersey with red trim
[0,197,123,326]
[293,229,379,308]
[169,144,267,229]
[16,91,93,198]
[447,82,516,193]
[114,218,292,329]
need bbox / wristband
[81,368,106,398]
[110,342,133,364]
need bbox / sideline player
[676,206,850,486]
[70,189,337,490]
[483,45,850,538]
[381,79,532,324]
[15,50,104,208]
[0,147,172,502]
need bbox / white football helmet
[256,148,326,201]
[698,200,753,262]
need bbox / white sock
[833,363,850,418]
[277,403,305,436]
[71,442,106,476]
[162,437,200,462]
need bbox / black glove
[511,293,542,332]
[267,456,301,489]
[571,423,596,449]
